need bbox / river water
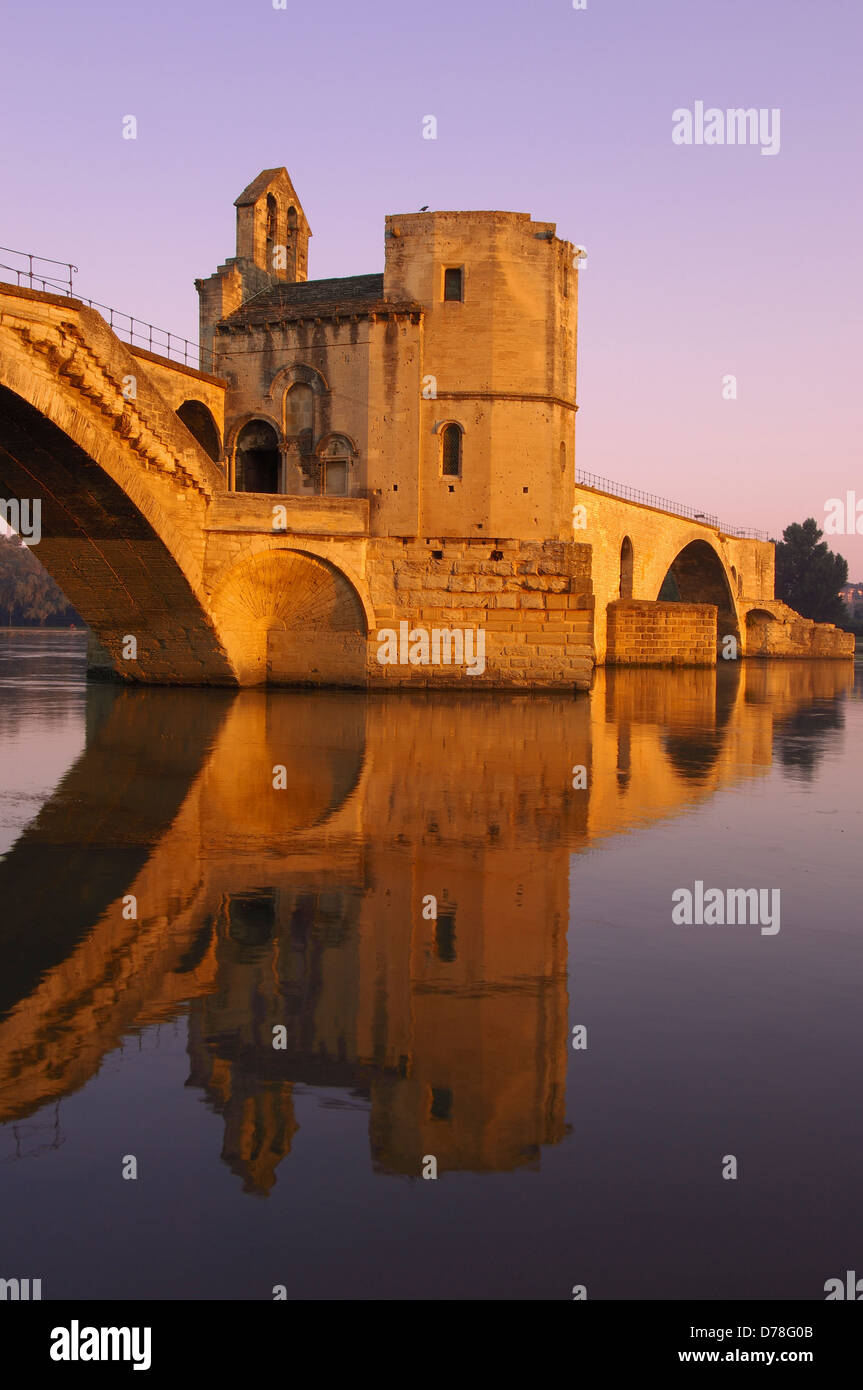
[0,631,860,1300]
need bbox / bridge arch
[176,399,222,463]
[0,301,235,683]
[657,538,741,653]
[744,606,780,656]
[619,535,634,599]
[209,546,371,686]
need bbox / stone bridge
[0,283,851,686]
[574,483,851,664]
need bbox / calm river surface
[0,631,860,1300]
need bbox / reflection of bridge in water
[0,662,852,1192]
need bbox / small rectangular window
[443,267,463,301]
[430,1086,453,1121]
[434,910,456,962]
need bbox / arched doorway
[176,400,221,463]
[235,420,281,494]
[619,536,634,599]
[657,540,740,654]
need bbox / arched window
[560,441,566,474]
[286,205,298,277]
[285,382,315,485]
[619,536,634,599]
[235,419,280,494]
[441,423,462,478]
[285,382,314,437]
[265,194,277,267]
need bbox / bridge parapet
[0,285,225,500]
[205,491,369,537]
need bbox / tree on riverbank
[774,519,849,627]
[0,533,82,627]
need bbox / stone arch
[657,538,740,653]
[267,363,329,402]
[210,547,370,686]
[232,417,282,494]
[619,535,634,599]
[226,410,283,455]
[176,399,221,463]
[744,606,779,656]
[284,205,300,280]
[265,192,278,269]
[0,342,234,685]
[267,369,329,491]
[285,383,315,435]
[316,430,359,457]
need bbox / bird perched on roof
[419,205,429,212]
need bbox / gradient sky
[1,0,861,574]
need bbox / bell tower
[196,167,312,365]
[233,167,311,283]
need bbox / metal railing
[0,246,77,296]
[0,244,214,373]
[576,470,769,541]
[72,297,213,371]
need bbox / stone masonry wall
[366,538,594,689]
[744,603,855,659]
[606,600,716,666]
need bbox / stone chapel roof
[234,169,284,206]
[220,274,422,326]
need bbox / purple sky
[2,0,861,574]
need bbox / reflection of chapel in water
[185,693,578,1194]
[0,662,853,1191]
